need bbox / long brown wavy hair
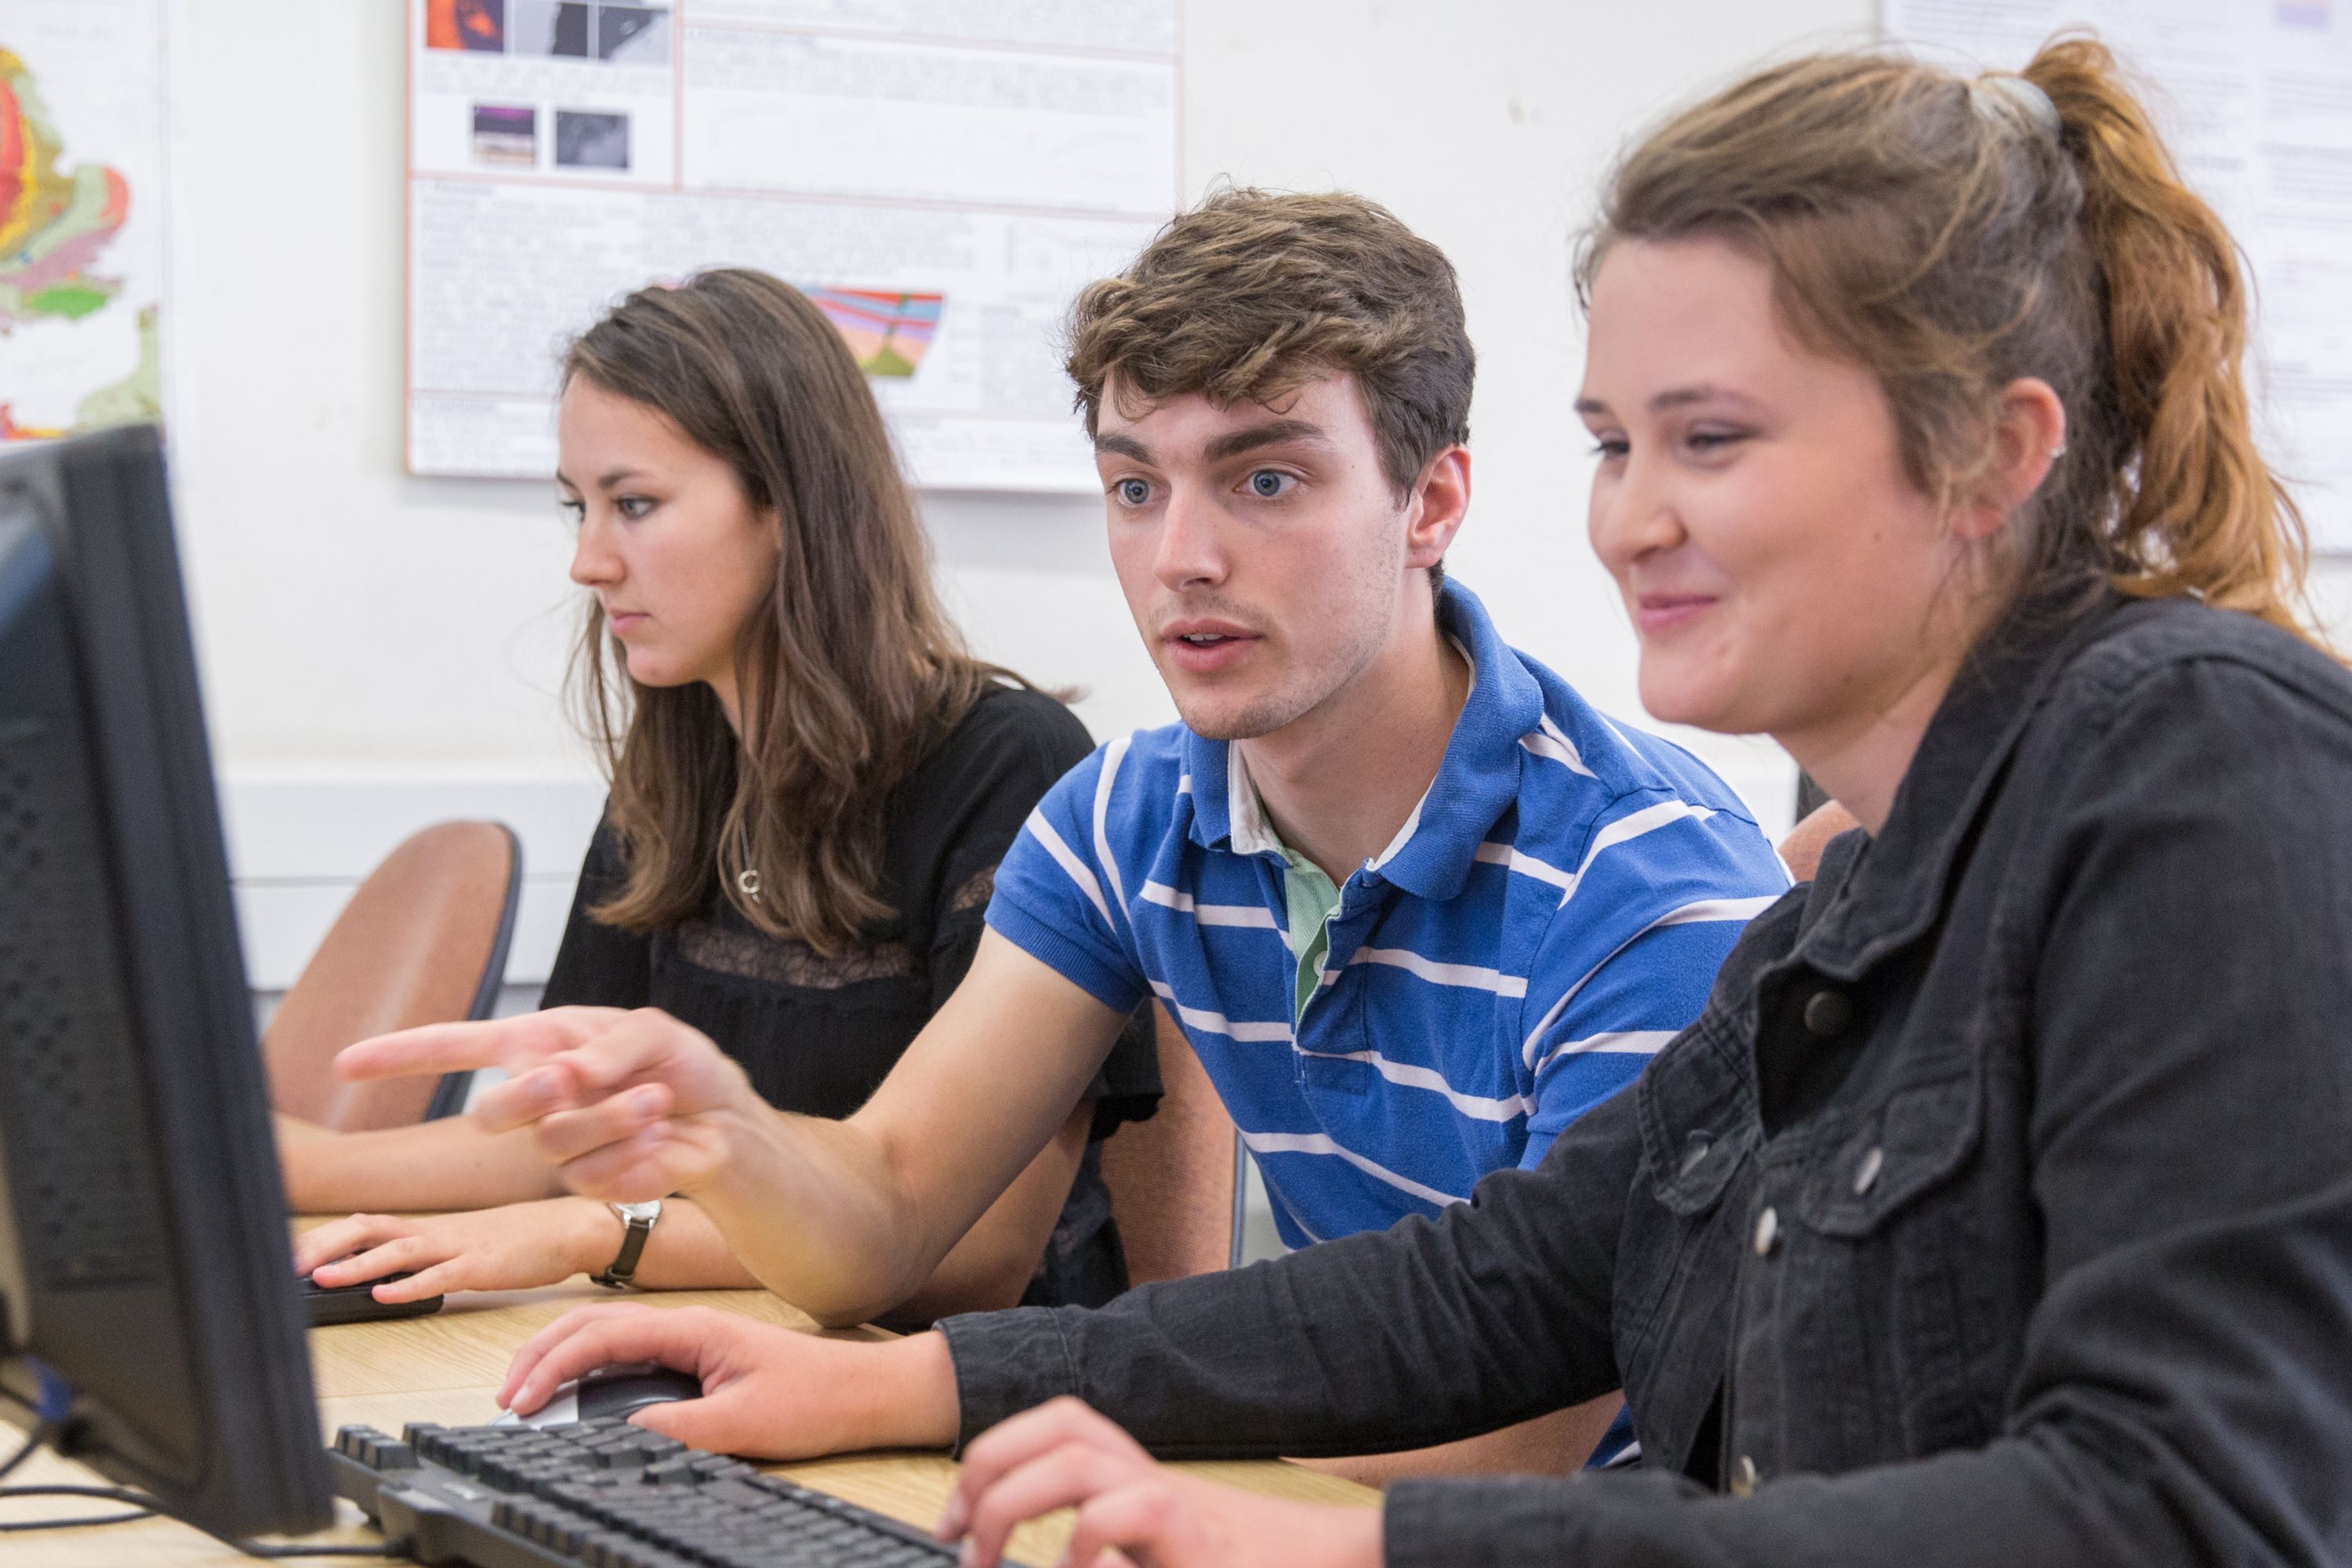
[1577,35,2324,650]
[566,269,1019,954]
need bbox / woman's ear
[1955,378,2068,541]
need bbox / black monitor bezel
[0,425,328,1538]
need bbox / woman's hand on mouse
[295,1199,621,1301]
[498,1302,963,1459]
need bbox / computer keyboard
[328,1417,960,1566]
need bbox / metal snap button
[1679,1132,1713,1177]
[1802,989,1853,1036]
[1733,1454,1759,1496]
[1752,1206,1781,1258]
[1853,1145,1885,1196]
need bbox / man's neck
[1236,594,1472,886]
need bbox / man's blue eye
[1249,470,1291,498]
[1118,479,1150,506]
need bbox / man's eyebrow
[1201,419,1332,463]
[1094,432,1154,464]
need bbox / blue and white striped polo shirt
[987,580,1790,1248]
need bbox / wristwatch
[590,1200,663,1287]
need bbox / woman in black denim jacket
[501,37,2352,1568]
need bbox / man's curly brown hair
[1065,188,1475,581]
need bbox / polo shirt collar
[1182,579,1542,902]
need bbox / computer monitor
[0,425,331,1539]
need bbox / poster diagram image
[808,288,943,378]
[0,43,156,441]
[405,0,1176,487]
[499,2,671,62]
[555,110,628,170]
[472,104,535,167]
[426,0,506,52]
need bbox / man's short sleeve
[985,743,1151,1015]
[1518,796,1788,1167]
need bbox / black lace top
[541,684,1162,1310]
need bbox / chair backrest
[1098,1002,1245,1285]
[263,819,522,1132]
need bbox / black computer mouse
[495,1359,704,1428]
[577,1361,705,1421]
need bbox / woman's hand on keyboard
[939,1396,1383,1568]
[293,1198,622,1301]
[497,1301,963,1457]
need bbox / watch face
[612,1200,662,1222]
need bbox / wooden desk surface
[3,1266,1373,1566]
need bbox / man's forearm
[681,1103,949,1326]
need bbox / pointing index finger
[335,1007,626,1083]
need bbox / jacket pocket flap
[1639,1016,1756,1217]
[1800,1071,1980,1236]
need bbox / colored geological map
[0,45,155,439]
[806,287,943,377]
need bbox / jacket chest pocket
[1787,1068,2003,1460]
[1617,1016,1757,1446]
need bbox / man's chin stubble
[1174,695,1296,743]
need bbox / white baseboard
[220,774,607,990]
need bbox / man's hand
[293,1198,620,1301]
[939,1398,1385,1568]
[335,1007,765,1202]
[497,1304,961,1458]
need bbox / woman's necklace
[735,822,762,903]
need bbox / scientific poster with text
[406,1,1180,489]
[1885,0,2352,554]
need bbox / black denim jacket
[942,592,2352,1566]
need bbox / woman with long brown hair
[496,37,2352,1565]
[281,270,1156,1320]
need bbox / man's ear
[1405,445,1472,568]
[1955,378,2067,542]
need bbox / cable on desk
[0,1416,53,1485]
[0,1480,158,1531]
[222,1541,401,1559]
[0,1414,162,1530]
[0,1419,394,1555]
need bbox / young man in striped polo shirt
[352,189,1788,1476]
[976,189,1786,1473]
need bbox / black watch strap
[591,1207,656,1288]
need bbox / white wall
[168,2,2352,989]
